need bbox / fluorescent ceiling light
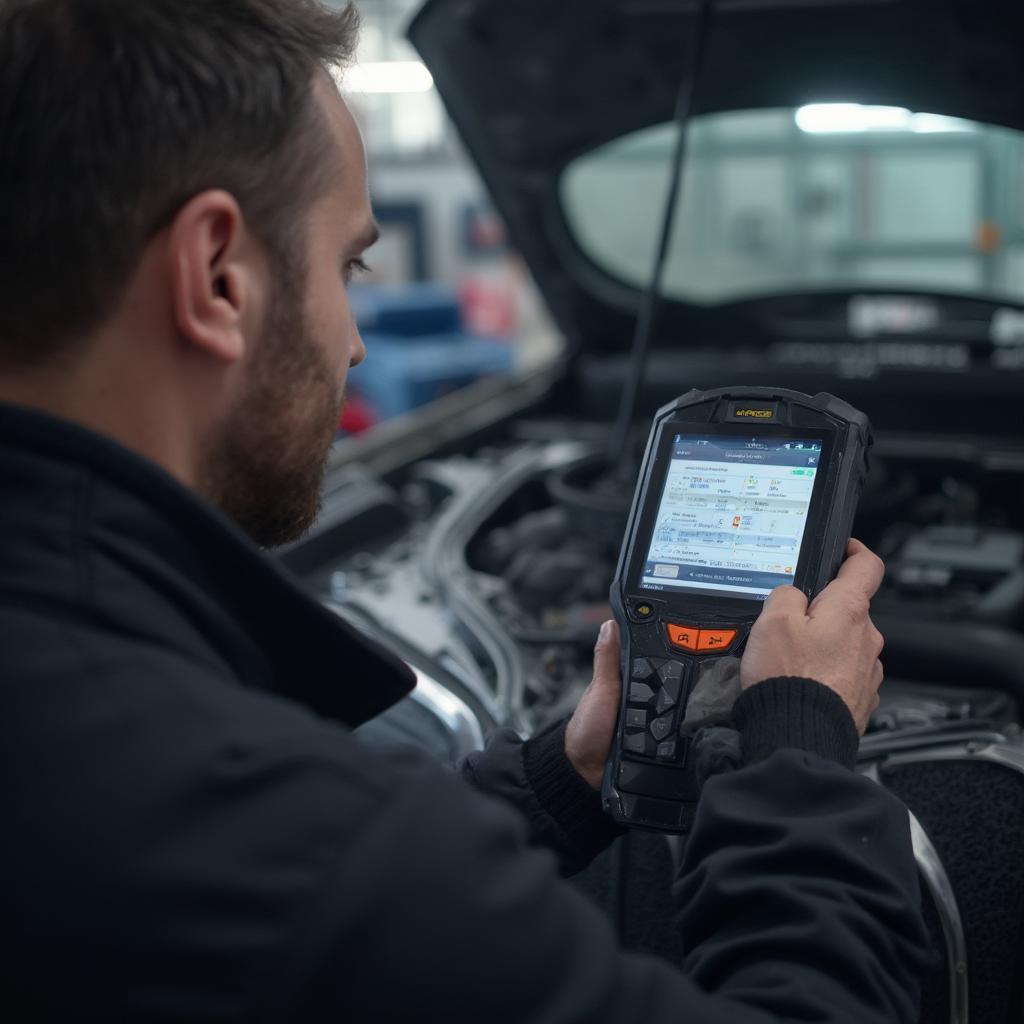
[344,61,434,95]
[907,112,975,134]
[795,104,975,134]
[796,104,910,133]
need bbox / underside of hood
[408,0,1024,352]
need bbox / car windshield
[560,106,1024,305]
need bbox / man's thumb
[585,618,622,708]
[590,619,621,693]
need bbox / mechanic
[0,1,929,1020]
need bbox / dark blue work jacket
[0,402,928,1022]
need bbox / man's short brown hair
[0,0,359,365]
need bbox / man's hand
[564,620,622,789]
[740,539,886,734]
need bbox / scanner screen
[639,434,823,599]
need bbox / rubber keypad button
[697,629,737,652]
[628,681,656,704]
[666,624,699,651]
[650,714,675,742]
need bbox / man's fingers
[761,584,808,619]
[809,540,885,618]
[833,539,885,600]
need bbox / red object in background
[338,393,377,435]
[458,274,518,338]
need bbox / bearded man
[0,1,927,1020]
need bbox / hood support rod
[609,0,716,473]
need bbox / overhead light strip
[795,103,975,134]
[343,61,434,95]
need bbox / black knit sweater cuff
[733,677,859,770]
[522,719,622,858]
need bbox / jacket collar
[0,401,415,727]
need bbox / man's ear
[168,190,260,365]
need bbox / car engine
[284,408,1024,758]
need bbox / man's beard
[197,274,344,549]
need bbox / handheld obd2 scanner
[602,387,872,832]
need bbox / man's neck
[0,358,199,490]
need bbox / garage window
[560,106,1024,305]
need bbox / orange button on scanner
[696,629,737,652]
[666,624,700,651]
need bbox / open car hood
[408,0,1024,353]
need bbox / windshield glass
[560,106,1024,304]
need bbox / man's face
[200,78,376,548]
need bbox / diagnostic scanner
[602,387,872,832]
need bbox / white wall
[369,155,488,284]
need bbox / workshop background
[336,0,1024,436]
[332,0,558,436]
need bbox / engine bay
[288,398,1024,757]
